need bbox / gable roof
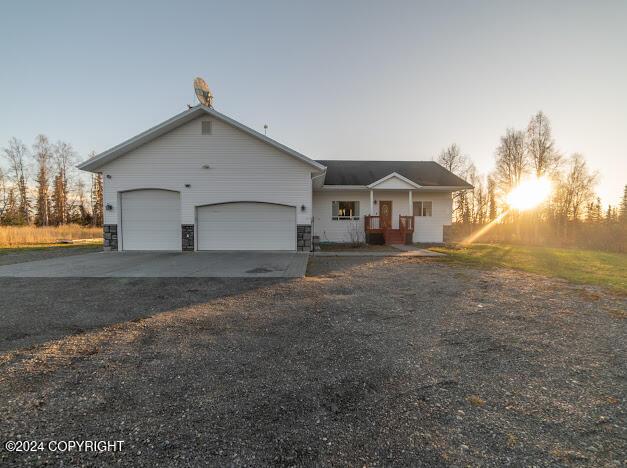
[77,105,326,173]
[317,160,472,188]
[367,172,422,189]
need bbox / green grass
[0,240,103,255]
[429,243,627,294]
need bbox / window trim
[332,200,360,221]
[413,200,433,217]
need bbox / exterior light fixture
[202,164,210,169]
[105,204,113,211]
[106,174,112,179]
[185,184,191,188]
[301,204,306,212]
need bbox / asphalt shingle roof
[316,160,472,187]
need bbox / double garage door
[120,190,296,251]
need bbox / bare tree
[494,128,527,201]
[52,141,77,224]
[487,176,497,221]
[554,153,598,221]
[2,137,30,224]
[437,143,472,222]
[526,111,560,176]
[32,134,52,226]
[0,167,8,220]
[467,167,488,225]
[437,143,470,176]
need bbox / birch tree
[2,138,30,224]
[526,111,560,176]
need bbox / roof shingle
[316,160,472,187]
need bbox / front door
[379,200,392,229]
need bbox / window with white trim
[332,201,360,220]
[413,201,432,217]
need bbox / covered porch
[363,189,415,245]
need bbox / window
[413,201,432,217]
[332,201,360,220]
[201,120,212,135]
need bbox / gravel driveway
[0,256,625,466]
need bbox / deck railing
[364,215,381,232]
[399,215,414,244]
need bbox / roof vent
[201,121,212,135]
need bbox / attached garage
[197,202,296,251]
[121,190,181,251]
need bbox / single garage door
[121,190,181,251]
[197,202,296,251]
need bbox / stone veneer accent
[182,224,195,251]
[296,224,312,252]
[103,224,118,251]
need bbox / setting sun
[507,176,552,211]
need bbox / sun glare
[506,176,552,211]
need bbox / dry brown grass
[0,225,102,247]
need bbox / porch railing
[364,215,381,232]
[399,215,414,244]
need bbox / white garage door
[197,203,296,251]
[121,190,181,251]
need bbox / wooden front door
[379,201,392,229]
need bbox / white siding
[412,192,452,243]
[100,116,314,227]
[313,189,453,243]
[313,190,371,243]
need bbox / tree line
[438,111,626,252]
[0,136,103,226]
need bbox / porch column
[408,190,413,214]
[370,189,374,214]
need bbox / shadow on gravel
[0,276,285,352]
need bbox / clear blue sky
[1,1,625,205]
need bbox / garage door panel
[121,190,181,251]
[197,203,296,251]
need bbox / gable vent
[201,121,212,135]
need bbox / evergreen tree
[91,173,103,227]
[33,135,52,226]
[620,185,627,223]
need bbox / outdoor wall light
[201,164,210,169]
[105,204,113,211]
[301,204,306,212]
[185,184,191,188]
[106,174,112,179]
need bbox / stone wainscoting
[182,225,194,251]
[103,224,118,251]
[296,225,311,252]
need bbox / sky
[1,0,625,206]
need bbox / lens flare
[506,176,552,211]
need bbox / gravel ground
[0,256,625,466]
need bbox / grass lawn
[430,243,627,294]
[0,240,103,255]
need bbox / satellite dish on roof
[194,77,213,107]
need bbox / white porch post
[408,190,413,214]
[370,189,374,214]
